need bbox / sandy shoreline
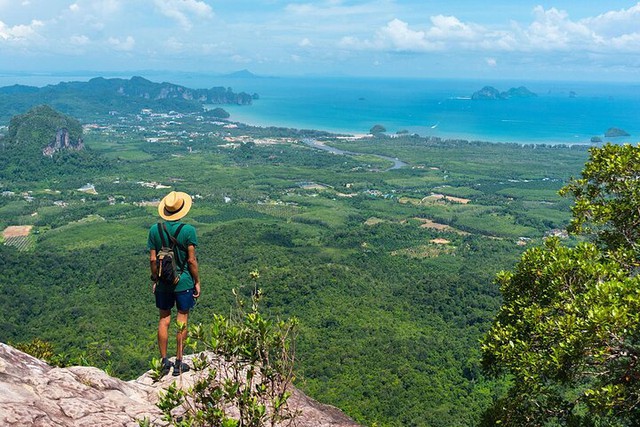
[227,110,597,146]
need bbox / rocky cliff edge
[0,343,360,427]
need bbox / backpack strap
[158,222,186,250]
[157,222,168,247]
[173,224,186,251]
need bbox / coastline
[222,105,364,136]
[206,77,640,147]
[224,108,605,147]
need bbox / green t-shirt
[147,221,198,292]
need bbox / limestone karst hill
[0,343,360,427]
[5,105,83,156]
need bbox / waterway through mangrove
[303,139,407,171]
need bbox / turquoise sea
[1,72,639,145]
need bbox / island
[471,85,537,100]
[604,127,630,137]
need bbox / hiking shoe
[173,360,190,376]
[161,358,173,377]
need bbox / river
[302,139,407,171]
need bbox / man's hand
[193,282,201,299]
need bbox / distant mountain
[471,86,537,100]
[222,69,259,78]
[0,84,39,95]
[0,76,256,123]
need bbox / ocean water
[208,77,640,145]
[1,72,639,145]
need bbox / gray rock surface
[0,343,360,426]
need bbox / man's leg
[175,310,189,360]
[158,309,171,358]
[172,289,195,376]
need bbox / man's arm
[149,249,158,292]
[187,244,200,298]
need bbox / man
[148,191,201,376]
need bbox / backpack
[156,222,186,286]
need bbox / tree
[559,143,640,262]
[207,107,231,119]
[369,124,386,134]
[481,143,640,426]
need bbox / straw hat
[158,191,192,221]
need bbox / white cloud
[108,35,135,51]
[231,54,251,63]
[92,0,122,17]
[584,3,640,36]
[426,15,479,40]
[299,38,312,47]
[340,3,640,56]
[70,34,90,46]
[285,0,389,19]
[0,19,43,41]
[164,36,184,52]
[525,6,592,50]
[380,19,439,51]
[609,32,640,52]
[486,57,497,67]
[154,0,213,30]
[340,19,443,52]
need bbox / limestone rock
[0,343,161,426]
[43,128,85,157]
[0,343,361,427]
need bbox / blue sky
[1,1,639,81]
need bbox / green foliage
[483,143,640,426]
[482,239,640,425]
[13,337,114,375]
[560,143,640,260]
[370,124,386,134]
[13,337,56,362]
[157,283,298,427]
[207,107,231,119]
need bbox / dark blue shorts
[155,288,195,312]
